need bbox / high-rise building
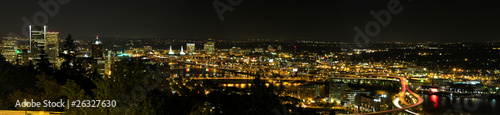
[46,31,59,63]
[91,35,105,78]
[204,38,215,54]
[1,39,18,64]
[186,43,195,54]
[29,25,47,65]
[92,35,104,59]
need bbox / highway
[353,75,423,115]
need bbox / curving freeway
[354,75,423,115]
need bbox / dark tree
[59,34,79,76]
[62,34,76,61]
[0,54,37,110]
[36,49,54,75]
[58,34,85,78]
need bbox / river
[420,94,498,115]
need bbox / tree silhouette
[92,59,152,114]
[59,34,83,78]
[36,49,53,75]
[207,74,289,115]
[35,74,62,111]
[62,34,76,61]
[247,76,284,115]
[0,54,37,110]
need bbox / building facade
[29,25,47,65]
[46,31,59,64]
[17,49,29,66]
[204,39,215,54]
[187,43,195,54]
[92,35,104,59]
[1,40,17,64]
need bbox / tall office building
[92,35,104,59]
[186,43,195,54]
[29,25,47,65]
[204,38,215,54]
[46,31,59,63]
[91,35,105,78]
[1,39,18,64]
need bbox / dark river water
[420,94,499,115]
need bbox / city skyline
[1,1,499,115]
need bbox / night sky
[0,0,499,42]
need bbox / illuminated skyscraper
[90,35,106,78]
[92,35,106,78]
[204,38,215,54]
[1,38,18,64]
[29,25,47,65]
[186,43,195,54]
[46,31,59,63]
[92,35,104,59]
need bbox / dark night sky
[0,0,499,42]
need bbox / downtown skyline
[1,1,500,114]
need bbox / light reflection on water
[430,95,438,108]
